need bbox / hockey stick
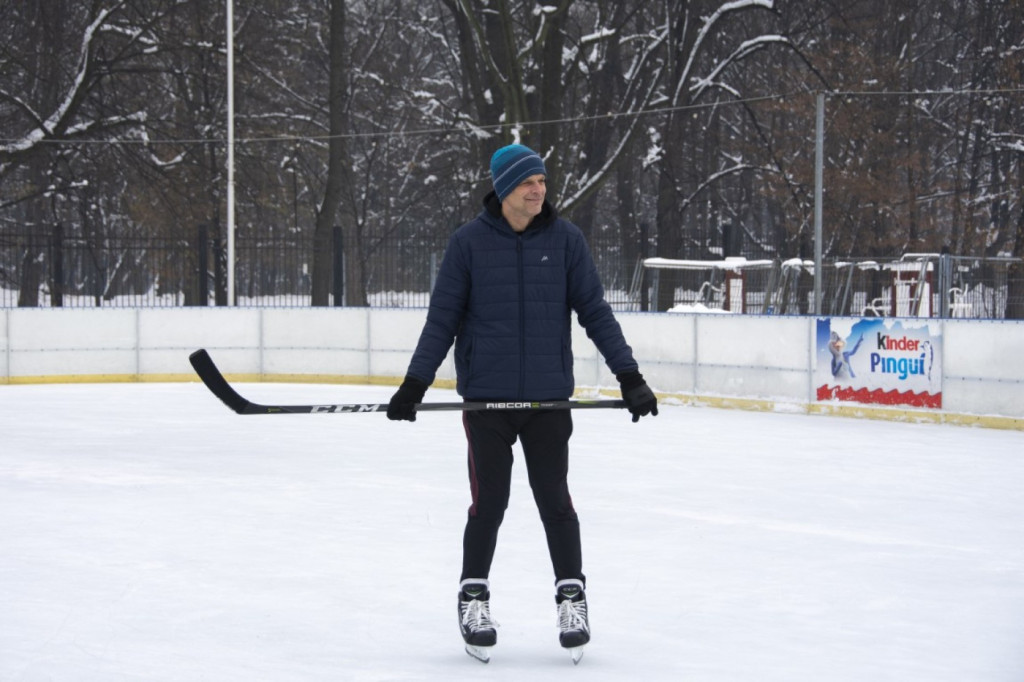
[189,349,627,415]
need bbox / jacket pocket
[456,335,475,378]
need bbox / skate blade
[465,644,492,663]
[569,646,585,665]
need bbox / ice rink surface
[2,382,1023,681]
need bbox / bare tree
[437,0,663,212]
[647,0,787,310]
[1,0,1021,314]
[309,0,351,306]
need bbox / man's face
[502,174,546,231]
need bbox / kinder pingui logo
[870,333,934,381]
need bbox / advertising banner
[815,317,942,408]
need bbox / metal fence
[641,253,1024,319]
[0,227,451,309]
[2,227,1022,318]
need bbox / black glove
[387,376,428,421]
[617,370,658,423]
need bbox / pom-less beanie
[490,144,547,201]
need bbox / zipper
[517,235,526,399]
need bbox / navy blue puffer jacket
[406,192,638,400]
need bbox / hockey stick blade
[189,348,253,413]
[189,349,627,415]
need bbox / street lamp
[226,0,235,305]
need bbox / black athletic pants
[459,408,584,585]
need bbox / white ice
[2,382,1023,681]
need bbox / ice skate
[458,579,497,663]
[555,579,590,664]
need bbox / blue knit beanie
[490,144,547,201]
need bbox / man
[387,143,657,663]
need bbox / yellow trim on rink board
[586,387,1023,432]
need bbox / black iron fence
[0,226,451,309]
[2,227,1022,318]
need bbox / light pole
[813,92,824,316]
[225,0,236,305]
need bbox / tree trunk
[1005,164,1024,320]
[312,0,358,306]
